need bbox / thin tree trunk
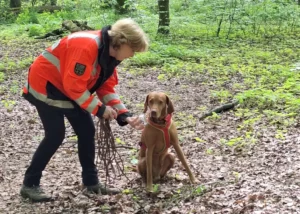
[226,0,237,39]
[115,0,128,14]
[50,0,57,6]
[216,16,223,37]
[10,0,21,8]
[216,0,228,38]
[157,0,170,35]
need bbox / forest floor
[1,36,300,214]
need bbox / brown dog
[137,91,196,192]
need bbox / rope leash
[95,119,130,184]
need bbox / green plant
[68,135,78,141]
[206,148,213,155]
[10,80,19,94]
[16,9,39,24]
[152,184,160,193]
[194,137,204,143]
[1,100,16,112]
[211,89,232,103]
[192,185,206,196]
[28,25,45,37]
[207,112,221,121]
[115,137,125,145]
[0,72,5,83]
[157,73,166,81]
[275,129,287,140]
[232,171,241,183]
[222,137,243,147]
[122,189,133,194]
[100,204,111,213]
[128,52,163,67]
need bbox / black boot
[20,185,52,202]
[86,183,121,195]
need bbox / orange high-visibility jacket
[23,30,129,121]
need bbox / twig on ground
[96,145,135,150]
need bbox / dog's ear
[166,95,174,114]
[143,95,149,113]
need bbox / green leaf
[194,137,204,143]
[157,74,166,80]
[122,189,133,194]
[115,138,125,145]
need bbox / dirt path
[0,39,300,214]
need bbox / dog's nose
[151,110,157,118]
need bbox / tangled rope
[95,119,129,183]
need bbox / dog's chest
[143,126,171,154]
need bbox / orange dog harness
[139,114,172,154]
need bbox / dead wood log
[62,20,94,33]
[198,99,239,120]
[177,100,239,130]
[35,20,95,39]
[9,5,62,14]
[36,5,62,13]
[34,28,65,39]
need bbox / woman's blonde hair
[108,18,149,52]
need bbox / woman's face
[114,44,135,61]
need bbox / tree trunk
[100,0,114,8]
[157,0,170,34]
[9,5,62,13]
[115,0,128,14]
[10,0,21,8]
[50,0,57,6]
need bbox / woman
[20,18,149,202]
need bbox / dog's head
[143,91,174,119]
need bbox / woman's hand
[126,117,145,130]
[102,106,117,120]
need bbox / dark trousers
[23,105,99,187]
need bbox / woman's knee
[77,123,95,140]
[45,127,65,143]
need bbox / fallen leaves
[1,38,300,214]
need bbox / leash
[95,119,129,184]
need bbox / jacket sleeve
[96,69,132,126]
[62,47,106,117]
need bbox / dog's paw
[146,186,153,193]
[191,177,200,184]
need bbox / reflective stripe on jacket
[23,31,128,116]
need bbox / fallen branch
[177,125,195,130]
[96,119,130,184]
[9,5,62,14]
[97,145,135,150]
[62,20,94,33]
[35,20,95,39]
[34,29,65,39]
[198,99,239,120]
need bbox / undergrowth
[0,0,300,147]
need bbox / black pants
[23,105,99,187]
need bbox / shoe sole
[20,190,52,203]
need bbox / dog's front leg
[171,131,196,183]
[173,142,196,183]
[146,144,155,192]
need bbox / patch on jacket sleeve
[74,63,86,76]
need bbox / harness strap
[140,114,172,154]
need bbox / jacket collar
[98,26,121,73]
